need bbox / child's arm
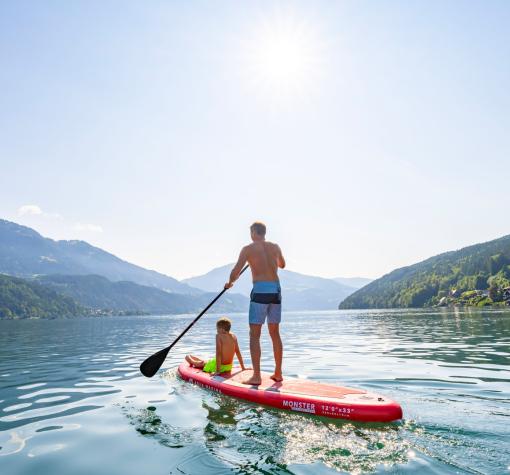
[234,335,246,370]
[215,334,222,373]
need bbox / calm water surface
[0,309,509,474]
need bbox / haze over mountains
[0,219,366,317]
[0,219,197,294]
[36,274,248,315]
[182,264,368,311]
[333,277,373,288]
[4,218,506,314]
[0,219,248,317]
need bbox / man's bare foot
[270,373,283,382]
[242,375,262,385]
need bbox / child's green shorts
[203,358,232,373]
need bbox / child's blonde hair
[216,317,231,332]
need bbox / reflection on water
[125,374,411,474]
[200,394,411,474]
[0,309,509,474]
[124,403,199,447]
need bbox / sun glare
[242,11,324,100]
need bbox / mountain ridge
[0,219,199,294]
[36,274,248,315]
[183,264,358,310]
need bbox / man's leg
[268,323,283,382]
[242,323,262,385]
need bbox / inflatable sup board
[178,362,402,422]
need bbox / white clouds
[17,204,62,219]
[15,204,103,235]
[17,204,43,216]
[73,222,103,233]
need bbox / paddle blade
[140,346,170,378]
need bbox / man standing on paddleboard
[225,222,286,385]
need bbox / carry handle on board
[139,264,249,377]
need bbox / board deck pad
[178,362,403,422]
[226,370,365,397]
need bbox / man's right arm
[225,247,248,289]
[276,245,286,269]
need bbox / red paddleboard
[178,362,403,423]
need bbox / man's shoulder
[244,241,280,252]
[243,242,257,252]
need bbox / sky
[1,1,509,280]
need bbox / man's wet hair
[216,317,231,332]
[250,221,266,236]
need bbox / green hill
[0,274,86,319]
[339,234,510,309]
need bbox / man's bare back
[226,240,285,286]
[243,241,284,282]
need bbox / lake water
[0,309,509,474]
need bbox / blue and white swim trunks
[249,281,282,325]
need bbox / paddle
[139,264,249,377]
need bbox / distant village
[437,286,510,307]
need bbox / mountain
[333,277,373,289]
[0,219,198,294]
[182,264,356,310]
[36,274,248,314]
[339,234,510,309]
[0,274,86,319]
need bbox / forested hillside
[0,274,86,319]
[340,234,510,309]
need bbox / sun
[241,10,324,100]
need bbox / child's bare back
[217,331,236,365]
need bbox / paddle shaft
[139,264,249,377]
[166,264,249,352]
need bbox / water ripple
[0,310,508,474]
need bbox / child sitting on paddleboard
[185,317,246,375]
